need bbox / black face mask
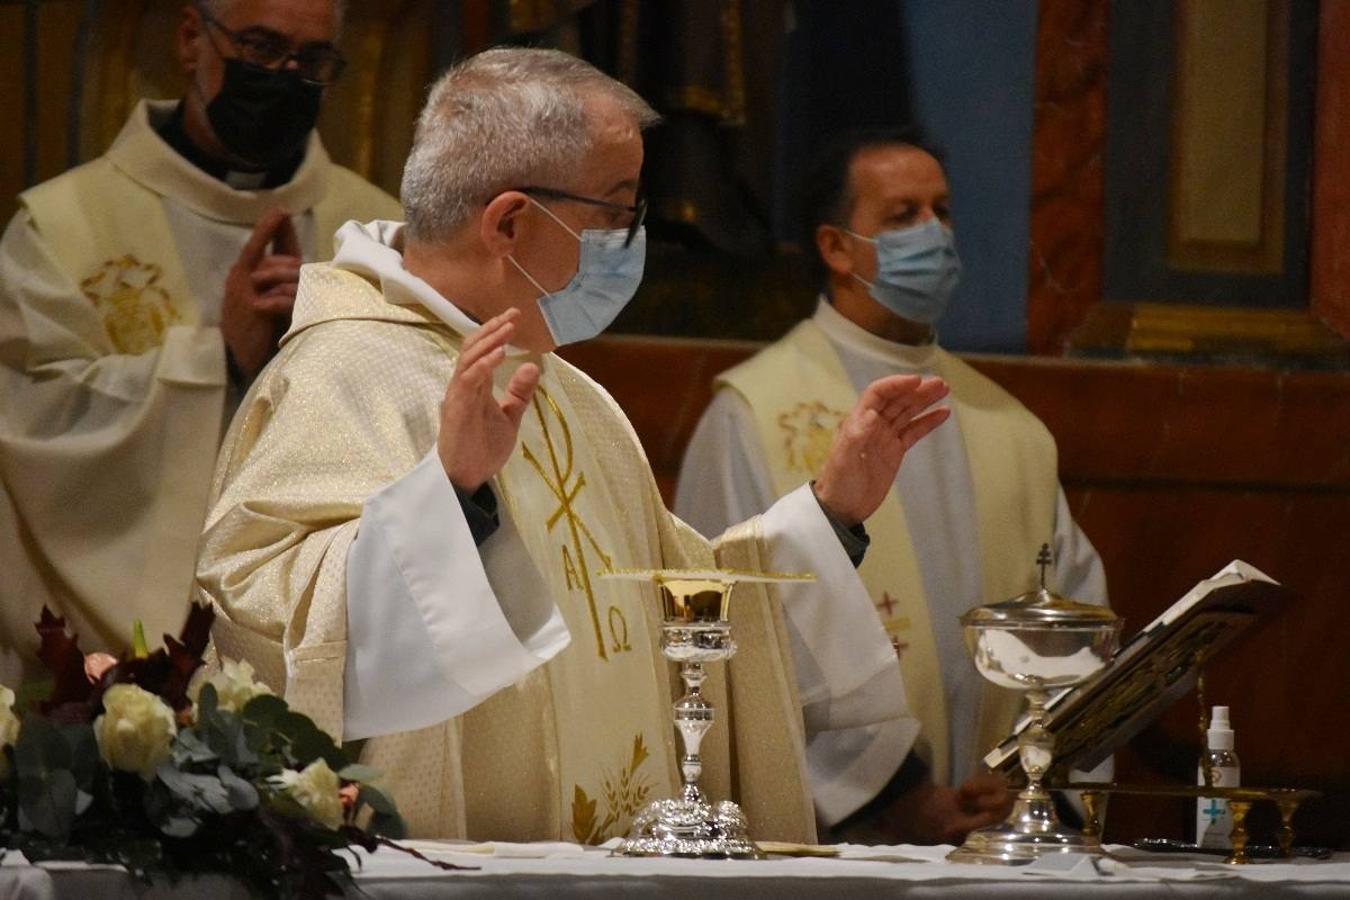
[205,58,322,169]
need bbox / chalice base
[946,794,1104,865]
[616,796,763,859]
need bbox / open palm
[814,374,951,526]
[437,309,540,492]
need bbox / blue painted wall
[896,0,1038,352]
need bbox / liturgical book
[983,561,1294,778]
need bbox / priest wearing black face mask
[0,0,400,687]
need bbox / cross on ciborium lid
[961,543,1119,628]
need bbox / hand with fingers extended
[813,374,951,527]
[438,308,541,493]
[222,208,303,380]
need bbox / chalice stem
[675,661,714,803]
[1018,689,1054,802]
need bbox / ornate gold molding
[1070,302,1350,364]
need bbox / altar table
[3,842,1348,898]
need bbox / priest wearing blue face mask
[0,0,398,687]
[676,130,1111,845]
[195,50,958,840]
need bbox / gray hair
[401,47,660,242]
[196,1,348,30]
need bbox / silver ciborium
[600,568,812,859]
[948,545,1121,864]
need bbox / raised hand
[813,374,951,527]
[221,208,302,380]
[437,308,541,492]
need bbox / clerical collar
[155,101,303,190]
[329,219,533,359]
[812,296,940,372]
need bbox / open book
[983,561,1293,778]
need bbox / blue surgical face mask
[508,199,646,346]
[847,218,961,325]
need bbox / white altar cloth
[3,842,1347,898]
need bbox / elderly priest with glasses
[0,0,398,686]
[195,47,953,842]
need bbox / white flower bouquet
[0,606,455,898]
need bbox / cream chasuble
[198,221,907,841]
[707,313,1074,793]
[0,100,398,685]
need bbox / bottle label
[1196,765,1240,849]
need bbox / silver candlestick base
[620,797,759,858]
[601,569,812,860]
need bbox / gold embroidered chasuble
[716,320,1058,783]
[0,100,398,684]
[198,263,817,842]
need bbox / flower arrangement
[0,606,450,898]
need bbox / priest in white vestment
[676,130,1109,843]
[195,49,956,842]
[0,0,399,685]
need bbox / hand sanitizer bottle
[1195,705,1240,849]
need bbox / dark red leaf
[176,603,215,658]
[34,606,93,713]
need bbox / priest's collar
[156,102,303,189]
[330,219,531,357]
[813,296,940,372]
[103,100,331,226]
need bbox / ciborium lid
[961,544,1119,628]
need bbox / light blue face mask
[509,199,647,346]
[847,218,961,325]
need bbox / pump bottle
[1195,705,1241,849]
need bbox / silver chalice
[947,545,1121,864]
[600,568,812,859]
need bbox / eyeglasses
[196,3,347,85]
[517,186,648,248]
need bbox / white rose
[194,658,273,714]
[0,684,19,780]
[94,683,177,780]
[273,759,343,829]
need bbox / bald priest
[196,48,951,842]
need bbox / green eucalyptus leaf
[160,814,199,838]
[14,714,68,777]
[368,809,406,840]
[217,764,259,811]
[285,714,344,770]
[356,784,396,816]
[171,727,217,765]
[197,682,219,717]
[158,765,232,815]
[336,764,381,784]
[240,693,287,727]
[61,724,99,790]
[17,769,77,840]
